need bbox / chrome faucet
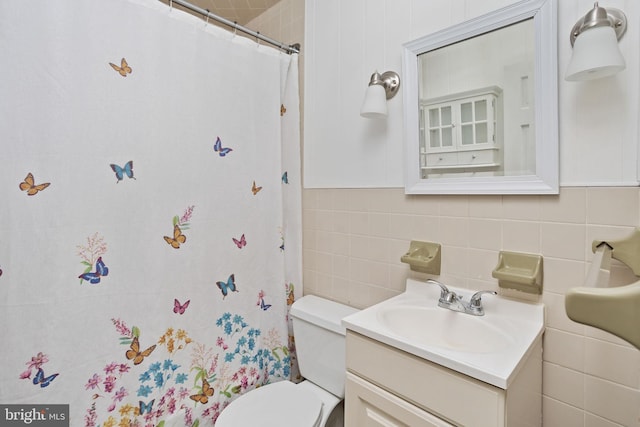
[467,290,498,316]
[426,279,497,316]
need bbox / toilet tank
[290,295,358,398]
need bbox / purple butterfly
[32,367,58,388]
[257,290,271,311]
[214,137,232,157]
[259,298,272,311]
[79,257,109,284]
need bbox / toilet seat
[215,381,323,427]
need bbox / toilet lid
[216,381,323,427]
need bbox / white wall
[304,0,640,188]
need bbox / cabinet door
[346,373,454,427]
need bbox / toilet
[215,295,359,427]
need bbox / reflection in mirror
[403,0,558,194]
[419,19,534,179]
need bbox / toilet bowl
[215,380,341,427]
[215,295,358,427]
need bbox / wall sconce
[565,2,627,81]
[360,70,400,118]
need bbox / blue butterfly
[214,137,232,157]
[32,367,58,388]
[282,171,289,184]
[110,161,135,182]
[79,257,109,284]
[139,400,154,415]
[259,298,272,311]
[216,274,238,299]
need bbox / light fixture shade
[565,25,625,81]
[360,84,387,118]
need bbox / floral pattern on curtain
[0,0,301,425]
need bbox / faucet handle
[470,290,497,306]
[468,290,497,315]
[425,279,450,298]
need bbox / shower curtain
[0,0,301,425]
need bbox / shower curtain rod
[168,0,300,54]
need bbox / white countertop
[342,278,545,389]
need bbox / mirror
[403,0,558,194]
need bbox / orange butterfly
[19,173,50,196]
[190,377,214,404]
[125,336,156,365]
[280,104,287,116]
[251,181,263,195]
[287,289,295,306]
[109,58,132,77]
[164,224,186,249]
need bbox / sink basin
[342,278,545,389]
[378,306,513,353]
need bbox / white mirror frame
[403,0,558,195]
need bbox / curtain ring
[233,21,238,37]
[256,32,261,48]
[204,9,209,26]
[169,0,173,11]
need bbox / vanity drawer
[346,372,454,427]
[346,331,505,427]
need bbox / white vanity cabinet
[345,331,542,427]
